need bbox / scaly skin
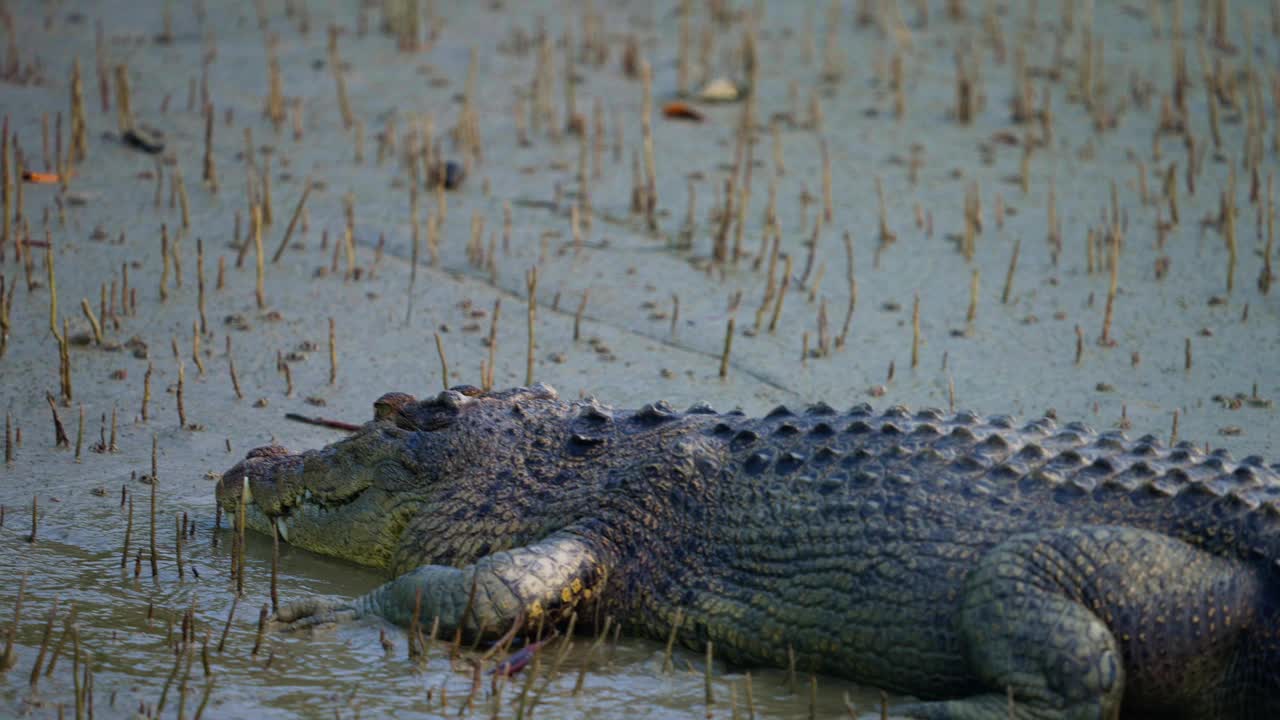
[217,385,1280,719]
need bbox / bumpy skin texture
[217,385,1280,720]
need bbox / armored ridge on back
[217,384,1280,719]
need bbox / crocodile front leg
[276,529,609,636]
[900,525,1268,720]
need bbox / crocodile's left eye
[374,392,417,422]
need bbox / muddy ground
[0,0,1276,717]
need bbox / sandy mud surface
[0,0,1276,717]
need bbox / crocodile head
[216,384,570,570]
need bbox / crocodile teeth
[275,516,289,543]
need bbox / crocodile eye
[373,392,417,421]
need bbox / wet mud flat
[0,0,1277,717]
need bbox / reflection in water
[0,519,896,719]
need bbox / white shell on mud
[699,77,740,102]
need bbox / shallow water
[1,0,1277,717]
[0,519,894,718]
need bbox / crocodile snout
[216,445,299,516]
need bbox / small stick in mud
[59,319,73,403]
[911,294,921,370]
[236,208,252,269]
[837,232,856,348]
[270,523,280,614]
[0,571,24,670]
[69,630,84,707]
[200,630,211,676]
[227,337,243,400]
[525,268,538,385]
[203,104,217,192]
[254,206,266,309]
[260,156,273,225]
[80,299,102,345]
[513,643,542,713]
[640,59,658,231]
[1019,136,1032,194]
[768,256,793,333]
[408,589,425,662]
[875,176,896,264]
[46,393,69,448]
[192,322,205,376]
[1099,228,1120,346]
[150,434,160,577]
[156,636,183,716]
[705,641,715,709]
[282,413,361,432]
[236,478,247,597]
[328,317,337,385]
[175,358,188,427]
[1259,173,1273,295]
[406,203,421,324]
[159,224,171,302]
[573,290,589,342]
[423,615,439,666]
[281,360,293,397]
[1223,189,1236,294]
[719,317,735,379]
[434,332,449,390]
[28,597,57,689]
[483,299,501,391]
[271,177,311,264]
[74,404,84,461]
[175,513,185,580]
[142,362,153,422]
[662,608,683,673]
[252,602,270,653]
[176,168,191,229]
[46,244,61,343]
[1001,239,1020,305]
[573,615,611,695]
[197,238,208,334]
[452,575,481,658]
[966,270,980,328]
[821,140,833,222]
[122,493,134,568]
[217,596,237,652]
[193,678,215,720]
[28,495,37,543]
[42,603,77,677]
[1184,337,1192,372]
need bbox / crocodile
[216,384,1280,719]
